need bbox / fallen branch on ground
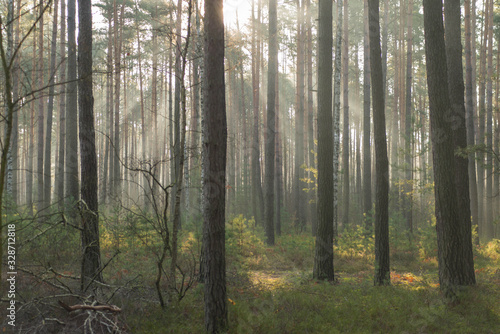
[58,300,121,313]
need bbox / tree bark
[37,0,44,211]
[369,0,390,286]
[295,0,306,230]
[78,0,102,290]
[306,0,316,234]
[342,0,349,229]
[444,0,476,289]
[423,0,476,295]
[477,0,488,234]
[333,0,343,238]
[363,0,372,228]
[56,0,66,209]
[44,0,59,208]
[464,0,479,245]
[202,0,228,331]
[251,0,264,226]
[313,0,334,282]
[65,0,79,208]
[485,0,494,240]
[265,0,277,245]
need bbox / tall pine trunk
[423,0,476,296]
[78,0,102,290]
[333,0,343,238]
[444,0,476,289]
[363,0,372,228]
[56,0,66,209]
[65,0,79,208]
[37,0,44,211]
[264,0,277,245]
[313,0,334,281]
[404,0,413,236]
[464,0,479,244]
[44,0,59,208]
[369,0,390,286]
[341,0,349,229]
[202,0,228,330]
[485,0,494,240]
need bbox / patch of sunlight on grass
[250,270,293,290]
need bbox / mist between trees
[0,0,499,332]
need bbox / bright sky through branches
[223,0,251,28]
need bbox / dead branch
[58,300,121,313]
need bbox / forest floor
[123,220,500,334]
[2,215,499,333]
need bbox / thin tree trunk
[333,0,343,238]
[44,0,59,208]
[485,0,494,240]
[56,0,66,209]
[477,0,488,235]
[65,0,79,208]
[264,0,277,245]
[37,0,44,211]
[306,0,316,234]
[251,0,264,226]
[404,0,413,236]
[342,0,349,228]
[363,0,372,228]
[465,0,479,244]
[112,0,124,199]
[275,71,282,237]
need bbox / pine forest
[0,0,499,332]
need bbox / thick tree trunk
[423,0,476,295]
[202,0,228,331]
[369,0,390,286]
[313,0,334,282]
[444,0,476,289]
[78,0,102,290]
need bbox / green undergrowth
[126,217,500,333]
[8,210,498,332]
